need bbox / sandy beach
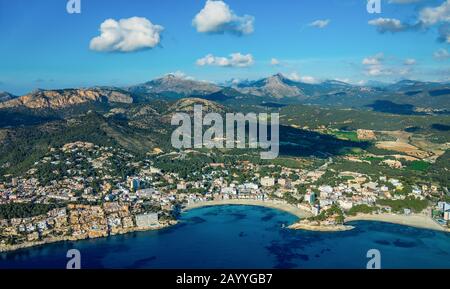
[184,199,312,219]
[345,213,448,232]
[184,201,449,233]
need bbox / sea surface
[1,205,449,269]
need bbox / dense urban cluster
[0,141,449,251]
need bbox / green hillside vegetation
[347,204,378,216]
[280,105,450,143]
[0,202,61,219]
[376,197,429,213]
[407,160,431,172]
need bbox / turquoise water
[1,205,449,269]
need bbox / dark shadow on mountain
[431,124,450,131]
[404,91,421,96]
[366,100,424,115]
[0,109,61,128]
[197,91,232,102]
[278,125,371,158]
[429,88,450,97]
[404,126,423,133]
[260,102,287,108]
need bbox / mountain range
[0,91,16,102]
[1,73,449,111]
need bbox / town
[0,140,448,251]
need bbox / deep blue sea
[1,205,449,269]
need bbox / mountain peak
[131,75,221,97]
[272,73,285,78]
[0,88,133,109]
[235,73,303,99]
[161,73,183,80]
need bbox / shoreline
[1,205,448,253]
[0,222,174,253]
[183,199,313,219]
[289,222,355,232]
[184,200,449,233]
[344,213,449,232]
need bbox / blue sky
[0,0,449,95]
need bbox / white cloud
[404,58,417,65]
[362,53,415,77]
[368,18,406,33]
[196,53,254,67]
[308,19,330,28]
[365,66,393,76]
[371,1,450,42]
[270,58,280,66]
[90,17,163,52]
[192,0,254,35]
[434,48,450,60]
[287,72,319,84]
[165,71,195,80]
[419,0,450,26]
[362,53,384,65]
[362,53,393,76]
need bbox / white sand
[184,199,312,219]
[185,201,449,232]
[345,213,448,232]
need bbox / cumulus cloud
[368,18,407,33]
[434,48,450,60]
[287,72,319,84]
[270,58,280,66]
[365,66,393,76]
[192,0,254,35]
[196,53,254,67]
[90,17,163,52]
[404,58,417,65]
[165,71,195,80]
[362,53,384,65]
[419,0,450,26]
[362,53,415,77]
[308,19,330,28]
[362,53,393,76]
[370,1,450,42]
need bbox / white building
[221,187,237,195]
[177,182,187,190]
[438,202,450,212]
[135,213,159,228]
[338,200,354,210]
[312,206,320,216]
[261,177,275,187]
[136,188,157,198]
